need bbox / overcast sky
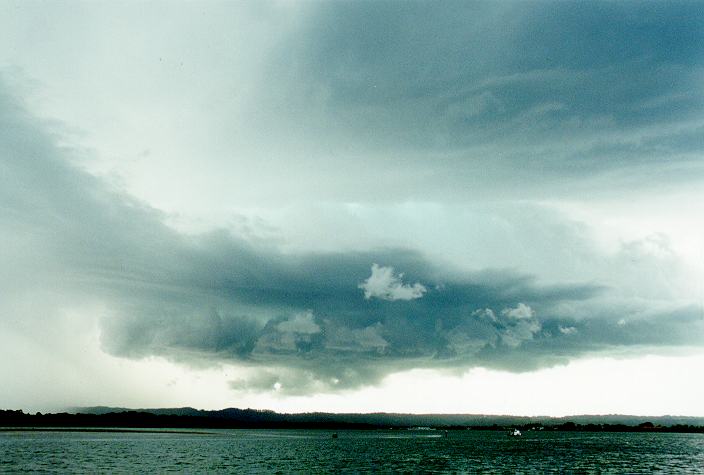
[1,0,703,415]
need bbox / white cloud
[254,312,321,354]
[277,311,320,334]
[501,303,534,320]
[496,303,540,348]
[472,308,498,322]
[501,319,541,348]
[325,323,389,354]
[358,264,427,301]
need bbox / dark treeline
[0,409,375,430]
[1,409,704,433]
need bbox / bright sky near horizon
[1,0,703,415]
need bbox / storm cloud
[239,0,704,202]
[2,75,702,394]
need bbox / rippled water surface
[1,429,703,473]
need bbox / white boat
[509,429,522,436]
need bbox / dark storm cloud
[249,0,704,194]
[2,79,702,392]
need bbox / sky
[1,0,703,416]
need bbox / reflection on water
[1,429,703,473]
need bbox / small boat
[331,433,338,439]
[509,429,522,437]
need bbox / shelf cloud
[2,78,702,393]
[1,0,703,406]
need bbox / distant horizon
[6,406,704,424]
[4,405,704,420]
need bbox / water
[1,429,703,473]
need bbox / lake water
[1,429,703,473]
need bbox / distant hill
[1,407,702,432]
[65,407,704,430]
